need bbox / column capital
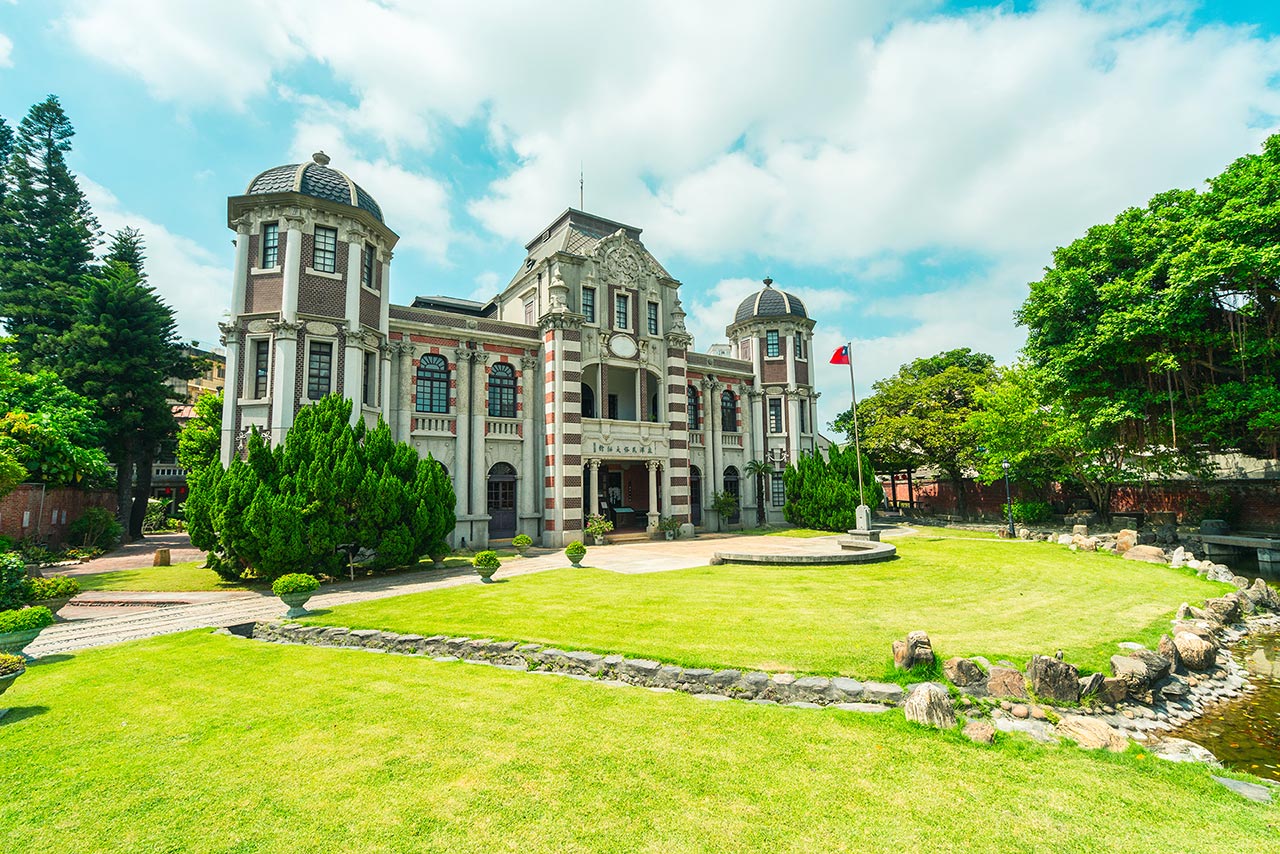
[646,459,660,472]
[218,321,243,346]
[588,458,602,470]
[472,349,491,365]
[452,347,473,363]
[520,354,540,372]
[282,213,307,231]
[268,319,303,340]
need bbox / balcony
[581,418,670,459]
[485,417,522,439]
[721,433,743,448]
[411,414,456,436]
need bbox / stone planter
[590,534,608,546]
[664,531,675,541]
[568,554,585,568]
[474,565,497,583]
[279,592,314,619]
[0,628,42,661]
[0,669,22,701]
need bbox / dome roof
[733,278,808,325]
[245,152,383,222]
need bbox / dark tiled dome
[734,278,808,324]
[245,153,383,222]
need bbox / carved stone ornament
[520,354,540,371]
[246,318,274,334]
[306,320,340,337]
[218,321,243,346]
[609,333,638,359]
[268,319,303,339]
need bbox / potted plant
[0,652,25,701]
[711,491,740,532]
[272,573,321,618]
[565,540,587,568]
[658,515,681,541]
[22,576,80,620]
[0,607,54,660]
[585,514,613,546]
[429,545,450,568]
[511,534,533,555]
[472,550,501,583]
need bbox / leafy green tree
[191,395,455,582]
[833,348,995,517]
[0,96,99,366]
[0,349,109,485]
[177,390,222,477]
[0,447,24,497]
[56,259,194,538]
[782,445,880,532]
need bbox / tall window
[766,329,780,358]
[314,226,338,273]
[261,223,279,268]
[582,287,596,323]
[307,341,333,400]
[771,471,786,506]
[720,389,736,432]
[800,403,808,433]
[488,362,516,418]
[361,243,376,290]
[523,298,536,325]
[647,301,659,336]
[614,293,629,329]
[794,334,804,359]
[252,339,270,398]
[582,383,596,419]
[687,385,700,430]
[415,355,449,413]
[362,350,376,406]
[768,398,783,433]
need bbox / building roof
[507,208,672,290]
[733,278,808,325]
[245,152,383,222]
[409,295,494,317]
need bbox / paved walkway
[54,531,206,576]
[27,532,902,658]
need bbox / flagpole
[846,341,866,509]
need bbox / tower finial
[312,151,330,166]
[763,276,773,287]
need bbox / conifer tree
[0,96,100,366]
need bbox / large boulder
[1157,634,1182,673]
[1110,655,1152,700]
[1247,578,1279,612]
[1115,529,1139,554]
[943,657,986,687]
[1203,596,1242,625]
[1026,654,1080,704]
[902,682,955,729]
[1055,714,1127,751]
[1100,676,1129,704]
[1129,649,1171,683]
[1122,545,1167,564]
[892,630,935,670]
[1172,632,1216,671]
[987,666,1028,699]
[1078,672,1106,699]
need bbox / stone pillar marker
[646,460,660,531]
[588,458,601,519]
[856,504,873,532]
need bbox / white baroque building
[220,154,822,547]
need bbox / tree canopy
[0,349,110,486]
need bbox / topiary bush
[68,506,122,550]
[472,550,501,571]
[511,534,532,549]
[22,575,80,602]
[565,541,586,562]
[271,573,321,597]
[0,552,27,612]
[0,652,25,676]
[0,606,55,634]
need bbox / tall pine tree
[0,96,100,366]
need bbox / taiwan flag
[830,344,851,365]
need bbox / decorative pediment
[591,230,662,286]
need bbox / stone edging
[250,622,906,708]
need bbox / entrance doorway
[487,462,516,539]
[723,466,741,524]
[690,465,702,526]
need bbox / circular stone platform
[712,537,896,566]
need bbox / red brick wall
[0,485,118,547]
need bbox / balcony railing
[412,415,456,435]
[721,433,743,448]
[486,418,521,438]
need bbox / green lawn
[0,632,1273,853]
[304,537,1232,677]
[73,561,256,592]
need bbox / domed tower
[219,152,400,464]
[727,278,819,479]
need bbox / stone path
[54,531,206,576]
[28,532,890,658]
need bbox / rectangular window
[361,243,376,290]
[771,471,786,507]
[314,226,338,273]
[252,339,270,399]
[307,341,333,400]
[523,298,536,325]
[614,294,629,329]
[607,394,619,420]
[262,223,279,268]
[647,301,659,336]
[769,398,783,433]
[362,350,376,406]
[799,403,808,434]
[766,330,780,358]
[794,334,804,359]
[582,287,596,323]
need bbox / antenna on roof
[579,162,585,210]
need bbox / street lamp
[1001,460,1015,538]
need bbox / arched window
[488,362,516,418]
[415,355,449,413]
[582,382,596,419]
[687,385,700,430]
[720,389,736,432]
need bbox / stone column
[787,392,802,466]
[746,388,763,511]
[218,322,242,465]
[396,342,414,441]
[343,233,364,425]
[268,319,301,444]
[705,378,723,498]
[230,218,250,315]
[281,215,303,323]
[453,348,471,521]
[664,329,692,524]
[587,458,601,518]
[379,251,392,422]
[520,354,540,536]
[646,459,660,531]
[471,350,490,545]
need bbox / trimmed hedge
[472,551,501,571]
[0,606,55,634]
[271,574,321,597]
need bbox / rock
[1030,706,1048,720]
[1172,632,1216,671]
[830,676,864,701]
[1115,529,1138,554]
[1205,564,1236,584]
[863,681,905,704]
[1110,655,1152,698]
[903,682,955,729]
[1149,737,1220,766]
[1122,544,1167,564]
[1026,654,1080,704]
[1056,533,1073,545]
[1055,714,1127,751]
[943,657,986,687]
[1249,578,1279,611]
[620,658,661,680]
[1203,596,1241,625]
[1072,524,1089,536]
[1117,642,1146,651]
[1078,537,1099,553]
[1156,675,1189,698]
[1078,672,1105,699]
[1155,523,1178,545]
[1212,776,1274,804]
[153,547,171,567]
[1012,704,1029,719]
[1157,634,1182,673]
[987,666,1028,699]
[1129,649,1171,683]
[893,630,935,670]
[792,675,835,703]
[1169,546,1186,568]
[963,720,995,744]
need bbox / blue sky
[3,1,1280,430]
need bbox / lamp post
[1001,460,1015,538]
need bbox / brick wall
[0,485,118,547]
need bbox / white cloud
[81,178,232,349]
[0,32,12,68]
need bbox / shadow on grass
[0,705,50,724]
[30,654,76,666]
